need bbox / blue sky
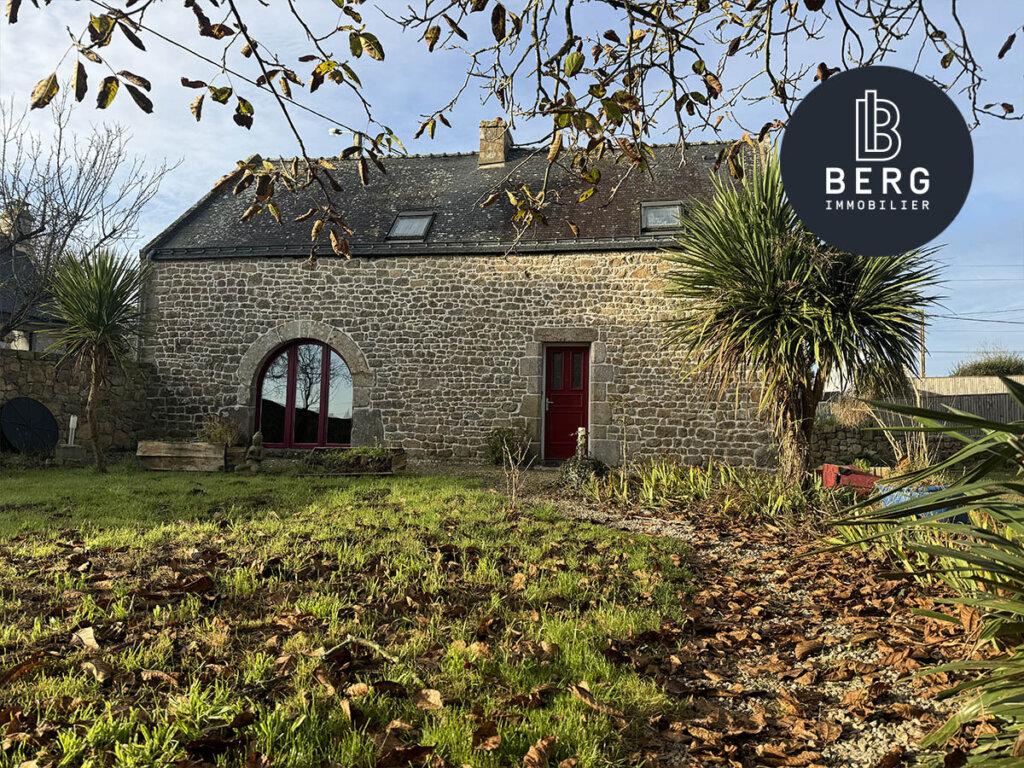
[1,2,1021,375]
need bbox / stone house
[1,209,64,353]
[140,123,771,466]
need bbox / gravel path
[558,501,966,768]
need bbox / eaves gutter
[147,236,680,261]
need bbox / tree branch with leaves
[8,1,1019,255]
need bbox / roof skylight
[641,201,683,233]
[387,211,435,241]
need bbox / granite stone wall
[0,348,149,454]
[140,251,773,466]
[809,423,896,467]
[810,422,964,468]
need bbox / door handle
[545,398,553,410]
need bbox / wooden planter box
[137,441,229,472]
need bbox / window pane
[326,351,353,444]
[572,352,583,389]
[642,203,681,230]
[260,350,289,444]
[551,352,563,389]
[292,343,323,443]
[389,213,434,239]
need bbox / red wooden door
[544,346,589,460]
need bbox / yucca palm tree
[48,249,148,472]
[664,153,939,485]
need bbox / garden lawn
[0,468,691,768]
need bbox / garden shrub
[485,426,533,466]
[197,413,244,446]
[298,444,393,474]
[951,349,1024,377]
[558,451,608,491]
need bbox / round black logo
[780,65,973,257]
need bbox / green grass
[0,463,347,536]
[0,468,692,768]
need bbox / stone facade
[141,250,773,466]
[0,348,149,454]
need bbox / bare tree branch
[0,94,172,339]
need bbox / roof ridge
[266,139,734,164]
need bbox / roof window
[641,201,683,233]
[387,211,434,241]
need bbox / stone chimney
[0,200,33,241]
[478,118,512,167]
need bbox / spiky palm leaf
[837,378,1024,765]
[663,153,939,482]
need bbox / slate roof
[144,141,731,260]
[0,242,49,325]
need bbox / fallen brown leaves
[471,721,501,751]
[0,658,43,688]
[588,508,980,768]
[412,688,443,711]
[523,734,558,768]
[0,478,987,768]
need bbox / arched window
[255,340,352,448]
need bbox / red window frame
[254,339,351,449]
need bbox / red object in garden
[820,463,880,496]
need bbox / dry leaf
[81,659,113,684]
[413,688,443,710]
[472,721,501,751]
[568,682,625,726]
[0,658,43,687]
[794,639,823,661]
[72,627,101,651]
[314,666,336,697]
[141,669,180,687]
[874,745,905,768]
[379,745,435,768]
[523,735,557,768]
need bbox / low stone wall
[810,423,895,467]
[810,422,964,468]
[0,348,149,455]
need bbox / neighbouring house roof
[0,242,51,326]
[143,142,734,260]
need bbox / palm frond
[835,383,1024,765]
[47,249,149,369]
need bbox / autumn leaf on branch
[12,0,1015,234]
[30,73,59,109]
[96,76,119,109]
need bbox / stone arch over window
[234,321,376,444]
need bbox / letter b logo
[856,89,901,162]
